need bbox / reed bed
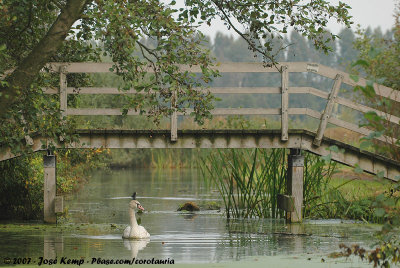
[200,149,337,219]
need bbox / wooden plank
[304,108,323,119]
[47,62,114,73]
[55,196,64,213]
[208,62,307,73]
[66,105,396,144]
[67,87,130,94]
[43,155,56,223]
[59,66,67,118]
[53,85,328,99]
[64,87,282,95]
[66,108,142,116]
[41,61,400,103]
[210,87,281,94]
[317,64,400,102]
[287,152,304,223]
[327,117,397,144]
[60,85,398,124]
[43,87,58,94]
[336,97,400,125]
[277,86,331,99]
[46,62,308,74]
[20,115,34,146]
[1,130,399,180]
[288,87,309,94]
[308,88,329,99]
[281,66,289,141]
[329,117,374,136]
[289,108,323,117]
[171,90,178,141]
[67,108,282,116]
[210,108,281,115]
[306,63,320,73]
[207,62,280,73]
[314,74,343,146]
[288,108,307,115]
[0,68,14,79]
[299,132,400,181]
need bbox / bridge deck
[1,129,399,181]
[2,62,400,181]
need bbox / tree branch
[50,0,64,10]
[0,0,90,119]
[211,0,278,67]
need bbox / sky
[194,0,398,39]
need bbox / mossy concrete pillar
[287,149,304,223]
[43,154,56,223]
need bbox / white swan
[122,192,150,239]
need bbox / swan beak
[138,204,145,211]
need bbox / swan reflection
[123,239,150,258]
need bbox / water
[0,168,381,266]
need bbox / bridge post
[171,89,178,141]
[286,149,304,223]
[43,153,57,223]
[281,66,289,141]
[313,74,343,146]
[59,65,67,119]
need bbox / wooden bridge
[1,62,399,223]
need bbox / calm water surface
[0,168,380,266]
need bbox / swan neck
[129,208,138,228]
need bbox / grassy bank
[0,149,109,220]
[307,173,394,223]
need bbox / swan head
[129,200,145,211]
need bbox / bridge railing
[43,62,400,147]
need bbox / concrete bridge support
[43,154,56,223]
[286,149,304,223]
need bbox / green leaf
[374,208,386,217]
[368,47,381,58]
[321,154,332,162]
[351,59,370,68]
[349,74,359,82]
[376,171,384,179]
[354,165,363,174]
[360,83,376,98]
[376,194,385,202]
[359,140,371,150]
[327,145,342,153]
[364,111,380,122]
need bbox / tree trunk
[0,0,89,118]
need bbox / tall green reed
[303,153,337,217]
[200,149,286,218]
[201,148,337,219]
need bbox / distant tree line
[197,27,393,118]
